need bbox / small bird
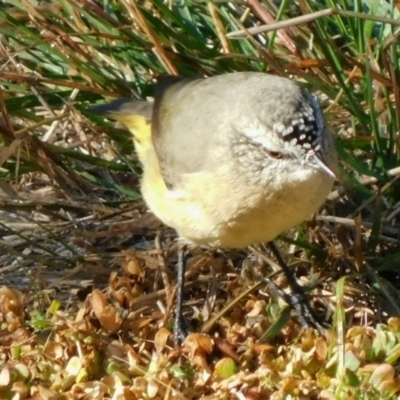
[89,72,337,343]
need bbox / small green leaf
[214,358,238,379]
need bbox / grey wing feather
[152,74,242,188]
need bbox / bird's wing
[151,74,252,189]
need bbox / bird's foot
[261,275,327,334]
[173,316,192,346]
[284,286,328,334]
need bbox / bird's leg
[266,241,327,333]
[173,244,192,345]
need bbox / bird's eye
[267,151,283,159]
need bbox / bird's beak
[307,153,337,180]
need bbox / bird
[89,72,338,344]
